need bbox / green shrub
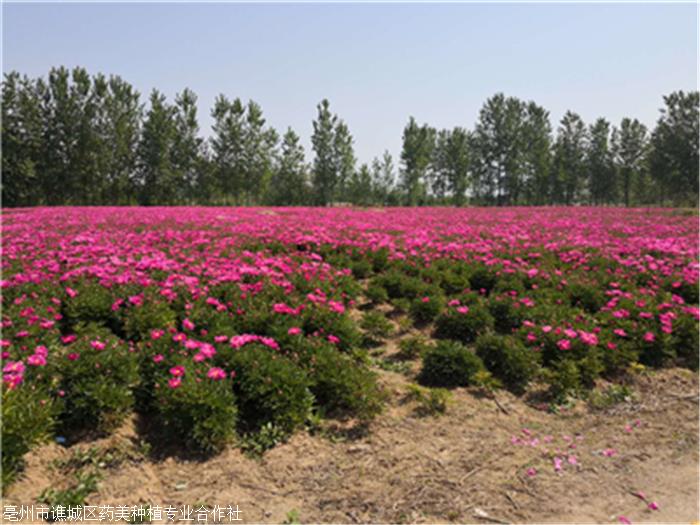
[365,283,388,304]
[350,258,372,279]
[307,345,384,420]
[122,300,177,341]
[397,335,431,360]
[468,266,498,294]
[434,305,494,343]
[409,294,445,324]
[63,280,116,328]
[155,370,237,454]
[418,340,484,388]
[475,334,537,393]
[438,271,470,295]
[672,315,699,370]
[405,384,451,416]
[567,282,605,313]
[488,297,524,334]
[302,307,360,352]
[360,311,394,342]
[1,386,56,486]
[54,333,139,434]
[547,360,581,401]
[225,345,313,434]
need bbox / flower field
[2,206,698,489]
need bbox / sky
[2,2,698,166]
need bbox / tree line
[2,67,698,207]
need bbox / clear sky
[2,2,697,166]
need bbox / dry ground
[3,334,699,524]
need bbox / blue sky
[2,2,697,166]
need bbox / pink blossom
[27,354,47,366]
[169,365,185,377]
[65,287,78,298]
[207,367,227,380]
[456,306,469,314]
[288,327,302,335]
[526,467,537,477]
[90,340,106,351]
[153,354,164,363]
[182,318,195,331]
[647,501,659,511]
[67,353,80,361]
[557,339,571,350]
[168,377,182,389]
[328,335,340,344]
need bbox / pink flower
[288,327,302,335]
[27,354,47,367]
[643,332,655,343]
[65,287,78,298]
[62,334,77,344]
[90,340,106,351]
[168,377,181,389]
[207,367,227,380]
[647,501,659,511]
[448,299,460,306]
[542,325,552,333]
[602,448,617,457]
[421,296,430,303]
[328,300,345,314]
[557,339,571,350]
[183,318,195,331]
[169,365,185,377]
[618,516,631,524]
[214,335,229,343]
[456,306,469,314]
[111,299,124,311]
[614,328,627,337]
[526,467,537,477]
[128,295,143,306]
[553,457,563,471]
[151,329,164,340]
[67,352,80,361]
[567,455,578,465]
[328,335,340,344]
[153,354,164,363]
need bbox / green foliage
[307,345,384,420]
[122,300,176,340]
[409,294,445,324]
[434,305,494,343]
[475,334,537,393]
[488,297,524,334]
[155,371,238,454]
[418,340,485,388]
[53,333,139,434]
[360,311,394,342]
[1,386,56,486]
[40,470,101,514]
[397,335,431,360]
[405,384,452,416]
[225,345,313,435]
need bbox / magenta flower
[288,327,302,335]
[207,367,226,380]
[90,340,106,351]
[168,377,182,389]
[557,339,571,350]
[169,365,185,377]
[182,318,195,331]
[153,354,164,363]
[67,353,80,361]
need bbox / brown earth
[3,338,699,524]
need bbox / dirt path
[4,361,698,524]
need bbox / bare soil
[3,346,698,524]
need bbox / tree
[210,95,246,203]
[1,73,44,206]
[399,117,435,205]
[611,118,647,207]
[96,75,142,204]
[470,94,525,205]
[552,111,587,205]
[371,151,396,205]
[170,88,205,204]
[311,99,338,206]
[333,120,356,203]
[520,102,552,205]
[239,100,278,204]
[268,128,308,205]
[587,118,615,205]
[430,128,470,205]
[136,90,178,205]
[648,91,699,205]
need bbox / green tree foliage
[587,118,616,205]
[552,111,587,205]
[268,128,308,205]
[399,117,435,205]
[612,118,648,207]
[648,90,699,206]
[1,67,696,208]
[470,94,525,206]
